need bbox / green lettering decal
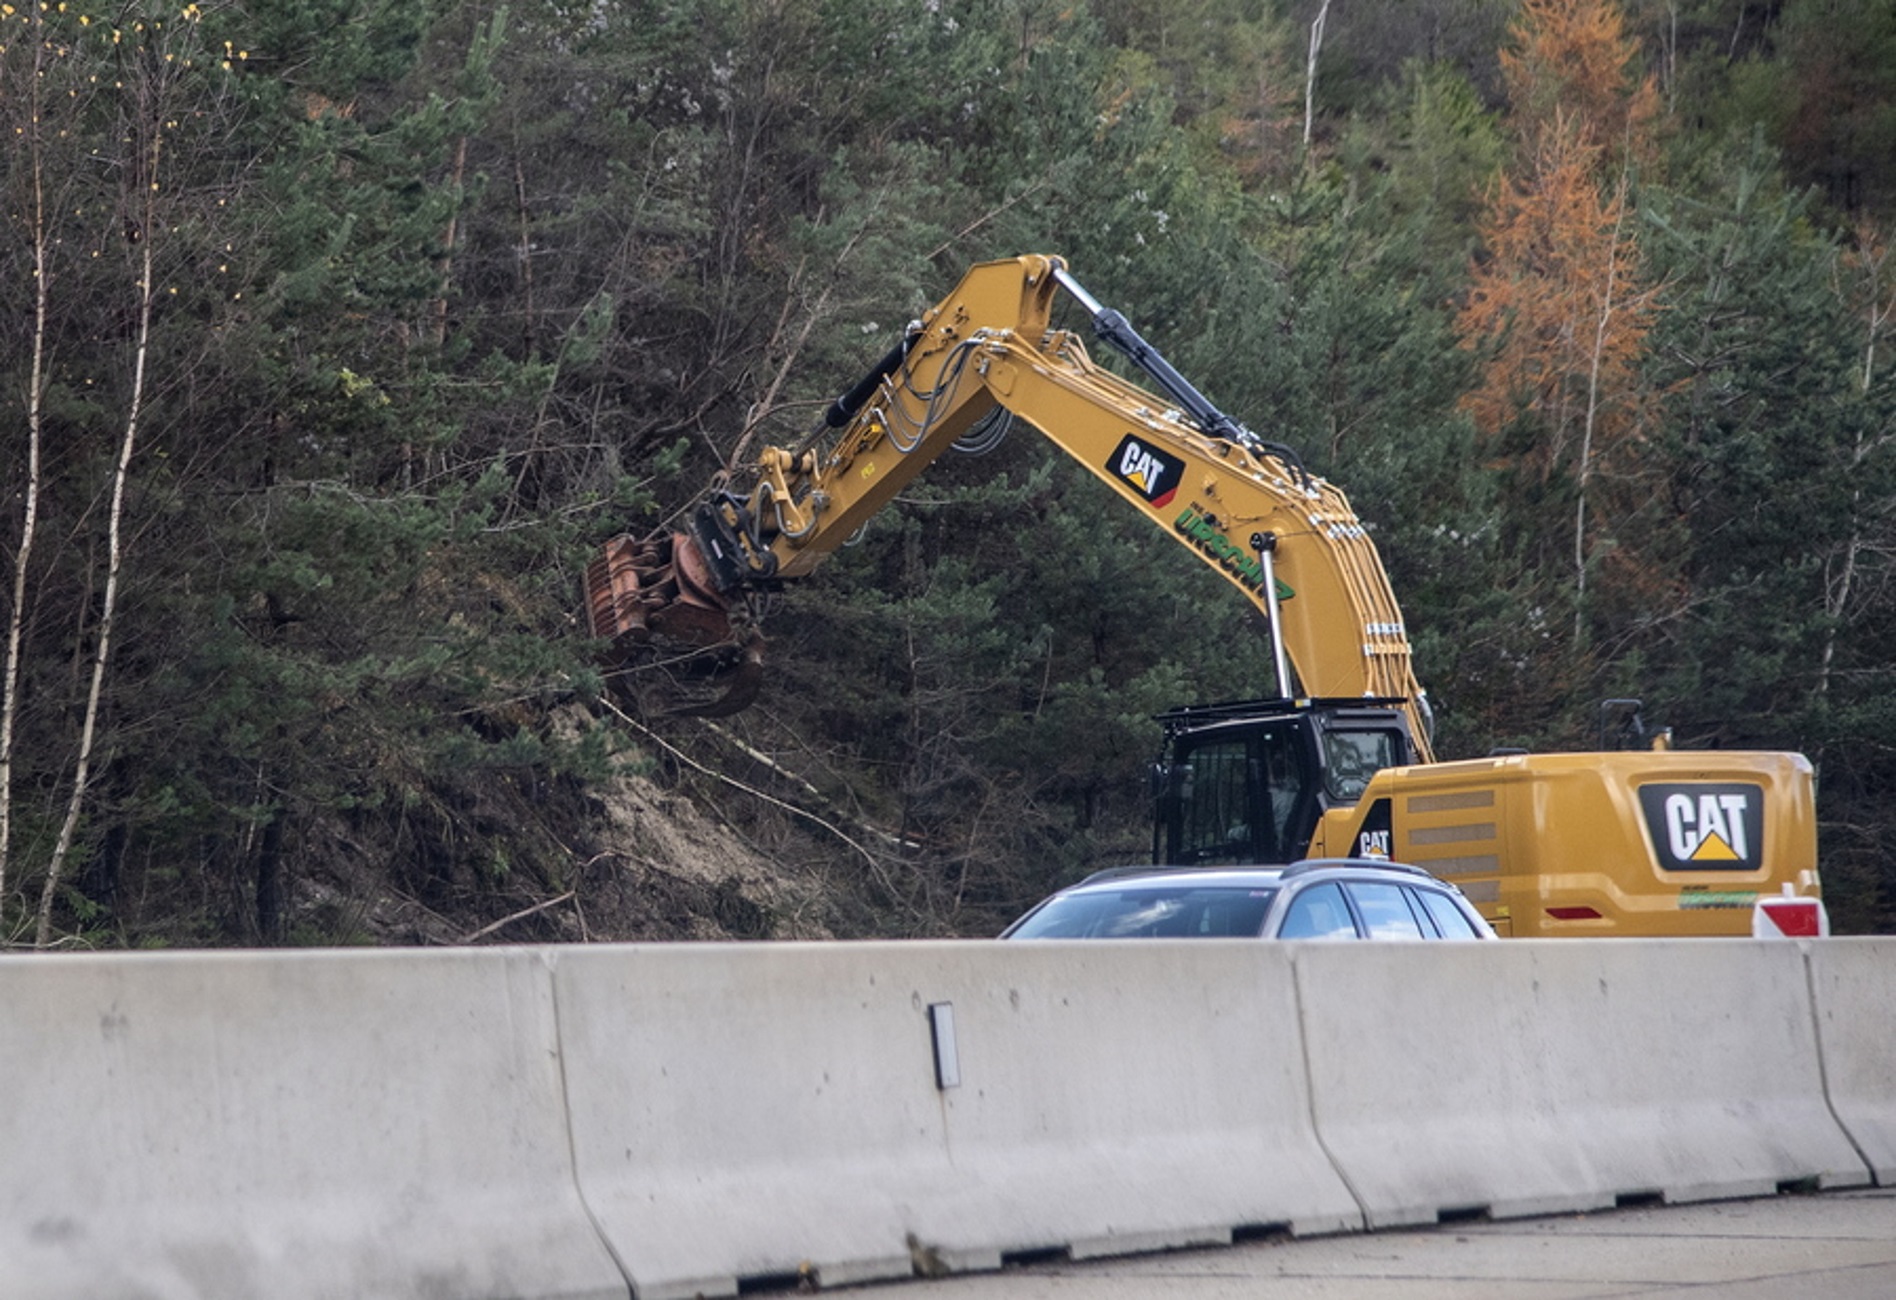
[1173,506,1292,597]
[1678,891,1760,910]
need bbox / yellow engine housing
[1312,750,1819,937]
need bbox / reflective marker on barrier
[928,1002,961,1090]
[1753,888,1829,939]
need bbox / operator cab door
[1161,722,1320,865]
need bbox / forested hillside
[5,0,1895,948]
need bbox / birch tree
[0,0,56,922]
[0,0,242,944]
[31,5,194,946]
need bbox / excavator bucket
[584,531,765,717]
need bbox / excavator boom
[587,255,1430,749]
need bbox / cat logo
[1352,798,1394,861]
[1637,784,1765,873]
[1108,435,1185,508]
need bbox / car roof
[1071,865,1289,890]
[1068,858,1443,892]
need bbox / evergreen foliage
[4,0,1895,944]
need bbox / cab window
[1256,726,1310,860]
[1320,729,1405,801]
[1174,739,1255,865]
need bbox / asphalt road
[839,1186,1896,1299]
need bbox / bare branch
[460,890,578,944]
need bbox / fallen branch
[460,890,578,944]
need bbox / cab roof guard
[1155,695,1412,732]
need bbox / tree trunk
[1,18,51,919]
[34,137,159,947]
[1303,0,1333,152]
[256,804,286,944]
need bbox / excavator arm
[587,254,1432,755]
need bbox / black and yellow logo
[1108,435,1185,508]
[1637,784,1764,872]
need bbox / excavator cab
[1151,699,1419,866]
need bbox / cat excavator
[584,255,1822,937]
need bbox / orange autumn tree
[1498,0,1658,162]
[1459,0,1662,641]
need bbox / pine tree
[1640,143,1896,929]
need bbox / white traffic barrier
[0,949,626,1300]
[8,936,1893,1299]
[1292,940,1869,1228]
[552,941,1359,1300]
[1807,938,1896,1185]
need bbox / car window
[1344,880,1427,939]
[1276,881,1357,939]
[1007,886,1278,939]
[1413,886,1484,938]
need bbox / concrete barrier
[1292,940,1870,1229]
[7,936,1894,1299]
[0,949,625,1300]
[551,941,1359,1300]
[1808,938,1896,1184]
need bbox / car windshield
[1008,885,1279,939]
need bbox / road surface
[839,1186,1896,1298]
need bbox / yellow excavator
[585,255,1822,937]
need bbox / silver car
[1001,858,1496,940]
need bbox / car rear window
[1414,886,1484,938]
[1344,880,1428,939]
[1008,886,1279,939]
[1276,881,1356,938]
